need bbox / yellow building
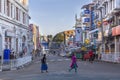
[30,24,40,50]
[64,30,75,40]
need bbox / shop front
[101,25,120,63]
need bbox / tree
[47,35,53,41]
[53,32,64,42]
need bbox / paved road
[0,55,120,80]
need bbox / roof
[81,3,94,9]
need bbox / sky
[29,0,91,36]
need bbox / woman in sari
[69,53,78,72]
[41,54,48,73]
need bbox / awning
[89,28,99,34]
[112,25,120,36]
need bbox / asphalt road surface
[0,55,120,80]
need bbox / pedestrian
[88,49,94,63]
[41,54,48,73]
[81,50,85,61]
[69,53,78,73]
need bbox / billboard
[75,27,82,42]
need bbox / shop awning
[112,25,120,36]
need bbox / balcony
[109,0,120,13]
[114,0,120,10]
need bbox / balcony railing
[0,56,32,71]
[101,52,120,63]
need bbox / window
[16,7,19,20]
[4,0,6,14]
[110,0,112,10]
[23,12,25,24]
[104,4,106,15]
[7,0,10,16]
[19,9,21,22]
[113,0,115,9]
[11,3,13,18]
[106,2,108,14]
[0,0,1,12]
[23,12,27,24]
[18,9,20,21]
[5,37,11,49]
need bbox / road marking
[49,59,70,62]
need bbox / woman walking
[41,54,48,73]
[88,49,94,63]
[69,53,78,72]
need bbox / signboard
[112,26,117,36]
[84,10,90,14]
[75,27,82,42]
[84,18,90,22]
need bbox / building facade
[93,0,120,62]
[0,0,30,58]
[64,30,75,47]
[29,24,40,51]
[80,2,96,49]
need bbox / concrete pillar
[114,36,117,62]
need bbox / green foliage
[53,32,64,42]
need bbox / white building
[93,0,120,63]
[0,0,30,58]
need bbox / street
[0,55,120,80]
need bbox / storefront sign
[84,18,90,22]
[116,25,120,35]
[112,25,120,36]
[84,10,90,14]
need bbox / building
[64,30,75,46]
[0,0,30,58]
[80,2,95,49]
[93,0,120,63]
[0,0,33,71]
[29,24,40,51]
